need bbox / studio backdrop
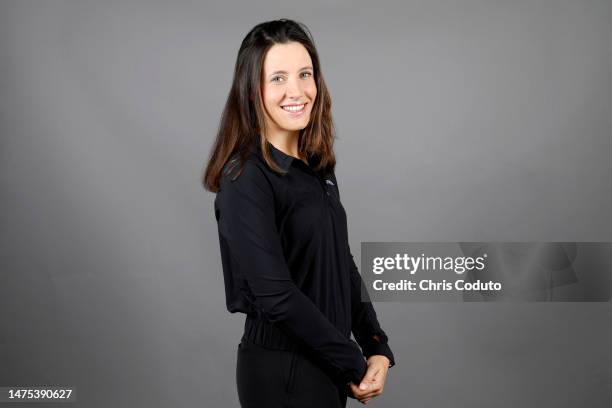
[1,1,611,407]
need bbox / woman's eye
[271,72,312,83]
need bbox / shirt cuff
[362,342,396,368]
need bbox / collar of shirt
[252,139,323,176]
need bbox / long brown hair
[202,18,336,192]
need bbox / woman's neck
[265,131,305,163]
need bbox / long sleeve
[349,250,396,367]
[327,171,395,368]
[215,163,368,384]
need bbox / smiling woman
[202,18,395,408]
[261,42,317,137]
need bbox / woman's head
[203,18,336,192]
[260,41,317,140]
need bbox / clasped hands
[348,355,390,405]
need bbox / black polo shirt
[214,138,395,385]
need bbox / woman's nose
[285,77,303,97]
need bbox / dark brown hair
[202,18,336,192]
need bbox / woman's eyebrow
[269,66,313,76]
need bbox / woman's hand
[349,355,390,404]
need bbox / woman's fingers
[351,356,391,403]
[358,366,380,390]
[358,380,384,399]
[351,374,384,401]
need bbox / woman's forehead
[263,42,312,73]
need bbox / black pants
[236,339,348,408]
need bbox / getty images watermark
[360,243,612,302]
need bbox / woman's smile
[281,103,307,116]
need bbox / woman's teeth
[282,104,305,112]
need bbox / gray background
[1,0,611,407]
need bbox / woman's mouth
[281,103,307,116]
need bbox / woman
[203,19,395,407]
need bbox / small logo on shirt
[325,179,335,186]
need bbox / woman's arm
[216,162,367,385]
[327,171,395,368]
[348,250,396,368]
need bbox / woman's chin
[280,119,310,131]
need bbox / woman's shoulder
[215,156,275,216]
[218,153,272,193]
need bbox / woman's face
[260,42,317,136]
